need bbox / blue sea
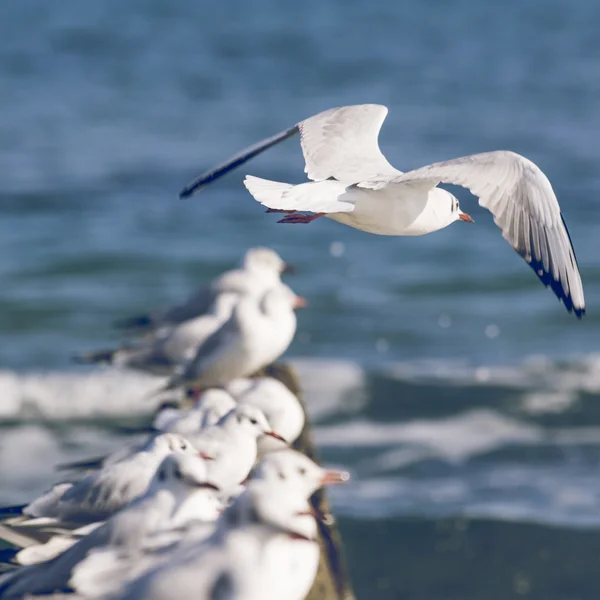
[1,0,600,598]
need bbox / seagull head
[233,404,282,441]
[253,449,350,499]
[243,247,290,277]
[449,194,474,224]
[151,453,220,495]
[149,433,198,459]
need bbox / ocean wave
[0,358,366,422]
[2,353,600,422]
[329,464,600,529]
[314,409,542,461]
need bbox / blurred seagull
[153,388,238,435]
[115,247,294,333]
[159,284,305,393]
[226,377,305,454]
[0,453,219,598]
[112,450,348,600]
[75,293,240,376]
[180,104,585,318]
[2,434,198,527]
[187,405,286,492]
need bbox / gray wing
[179,126,300,198]
[114,287,216,333]
[166,320,237,389]
[298,104,403,184]
[388,151,585,317]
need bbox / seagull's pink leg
[265,208,295,214]
[278,213,325,224]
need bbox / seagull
[186,404,287,493]
[226,377,305,454]
[253,449,350,499]
[153,388,238,435]
[160,284,305,393]
[0,453,220,599]
[111,450,346,600]
[2,434,198,527]
[75,293,240,376]
[180,104,585,318]
[115,247,294,333]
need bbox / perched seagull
[1,434,198,527]
[75,293,240,376]
[112,451,346,600]
[253,449,350,499]
[115,247,294,333]
[153,388,238,435]
[186,405,286,492]
[160,284,305,392]
[226,377,305,453]
[0,453,220,599]
[180,104,585,318]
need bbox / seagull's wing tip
[179,187,197,199]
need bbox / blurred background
[1,0,600,598]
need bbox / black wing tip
[178,124,300,200]
[179,183,200,199]
[526,255,585,319]
[0,504,26,516]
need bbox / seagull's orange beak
[266,431,287,443]
[320,470,351,486]
[458,212,475,223]
[294,296,307,309]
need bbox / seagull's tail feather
[244,176,351,214]
[243,176,294,208]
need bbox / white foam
[2,353,600,422]
[0,368,167,420]
[382,353,600,397]
[315,409,542,464]
[289,358,367,420]
[0,359,365,422]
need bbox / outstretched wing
[179,125,299,198]
[299,104,402,184]
[178,104,403,198]
[387,151,585,317]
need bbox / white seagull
[153,388,238,435]
[226,377,305,453]
[0,453,220,599]
[160,284,305,392]
[3,434,198,527]
[180,104,584,318]
[186,404,286,493]
[112,450,348,600]
[115,247,294,333]
[76,293,240,376]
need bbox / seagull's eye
[250,418,258,425]
[278,471,286,480]
[180,442,187,450]
[298,467,307,476]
